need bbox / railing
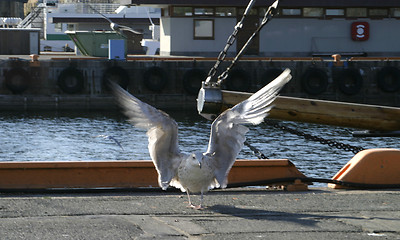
[68,3,120,14]
[18,3,45,28]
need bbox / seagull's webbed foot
[186,190,206,210]
[189,204,204,210]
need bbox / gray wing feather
[205,69,292,188]
[110,82,182,189]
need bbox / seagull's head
[189,152,203,169]
[110,22,120,31]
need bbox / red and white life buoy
[351,22,369,41]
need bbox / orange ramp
[329,148,400,189]
[0,159,307,190]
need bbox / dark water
[0,111,398,186]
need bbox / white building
[129,0,400,57]
[21,2,160,52]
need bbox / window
[67,24,75,31]
[194,8,214,16]
[173,7,192,16]
[238,8,257,16]
[216,7,236,17]
[281,8,301,16]
[54,23,62,32]
[391,8,400,17]
[347,8,367,17]
[303,8,323,17]
[326,9,345,17]
[369,8,388,17]
[194,19,214,40]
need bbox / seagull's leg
[199,190,204,209]
[190,190,204,210]
[186,190,194,207]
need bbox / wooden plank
[221,90,400,131]
[0,159,306,190]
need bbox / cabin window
[193,19,214,40]
[173,7,193,16]
[326,9,345,17]
[216,7,236,17]
[194,8,214,16]
[281,8,301,16]
[54,23,63,32]
[238,8,258,16]
[369,8,388,17]
[303,8,323,17]
[67,24,75,31]
[391,8,400,17]
[347,8,367,18]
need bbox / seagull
[110,68,292,209]
[88,4,143,36]
[96,135,124,150]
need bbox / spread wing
[110,82,182,190]
[204,68,292,188]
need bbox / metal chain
[216,0,279,86]
[205,0,279,86]
[205,0,257,85]
[205,23,241,84]
[265,120,365,154]
[244,140,268,159]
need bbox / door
[29,31,39,54]
[236,8,259,56]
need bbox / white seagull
[88,4,143,36]
[111,68,291,209]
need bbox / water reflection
[0,111,398,183]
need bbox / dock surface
[1,187,399,239]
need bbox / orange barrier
[329,149,400,189]
[0,159,307,190]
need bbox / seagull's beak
[197,160,202,169]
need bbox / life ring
[143,66,168,92]
[376,66,400,92]
[335,68,363,95]
[57,67,84,94]
[182,68,207,95]
[102,66,130,91]
[301,68,328,95]
[260,68,284,88]
[4,68,30,94]
[225,69,250,92]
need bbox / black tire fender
[182,68,207,95]
[57,67,84,94]
[301,68,328,95]
[376,66,400,92]
[336,68,363,95]
[143,66,168,92]
[102,66,130,91]
[225,69,250,92]
[4,68,30,94]
[260,68,284,90]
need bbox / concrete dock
[1,187,399,239]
